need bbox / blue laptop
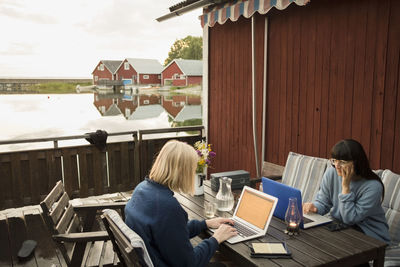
[262,177,332,229]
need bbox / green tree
[164,36,202,66]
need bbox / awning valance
[200,0,310,28]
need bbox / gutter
[156,0,219,22]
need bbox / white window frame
[94,76,98,81]
[180,74,185,79]
[124,62,130,70]
[99,64,104,71]
[125,108,131,118]
[143,100,150,104]
[143,75,149,79]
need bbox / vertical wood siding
[208,0,400,175]
[265,0,400,172]
[208,15,265,177]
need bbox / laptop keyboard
[303,217,314,224]
[233,220,257,237]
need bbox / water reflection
[93,91,202,127]
[0,89,202,152]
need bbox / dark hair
[331,139,384,200]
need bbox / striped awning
[200,0,310,28]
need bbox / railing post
[133,131,141,184]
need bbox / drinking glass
[204,201,218,218]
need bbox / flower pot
[194,173,205,196]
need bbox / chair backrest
[40,181,81,235]
[102,209,153,267]
[282,152,330,203]
[40,181,81,265]
[381,169,400,246]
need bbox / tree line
[164,36,202,66]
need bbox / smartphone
[327,221,349,231]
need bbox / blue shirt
[313,167,390,244]
[125,178,219,267]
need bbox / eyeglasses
[330,158,352,167]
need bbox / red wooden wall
[138,73,160,85]
[188,76,202,85]
[162,62,182,85]
[208,0,400,176]
[117,59,138,83]
[208,15,265,176]
[92,62,114,85]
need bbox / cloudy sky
[0,0,203,78]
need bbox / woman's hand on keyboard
[212,223,238,244]
[206,217,235,229]
[303,202,318,214]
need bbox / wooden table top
[176,180,386,267]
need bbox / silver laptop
[210,186,278,244]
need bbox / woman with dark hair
[303,139,390,244]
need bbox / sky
[0,0,203,78]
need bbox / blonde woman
[125,140,237,267]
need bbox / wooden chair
[102,209,153,267]
[40,181,127,267]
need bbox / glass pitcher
[216,177,234,211]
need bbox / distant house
[161,59,202,86]
[92,60,122,85]
[174,105,202,122]
[128,105,166,120]
[116,58,163,86]
[162,95,201,117]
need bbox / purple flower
[209,151,216,157]
[196,150,202,156]
[206,159,210,164]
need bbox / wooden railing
[0,126,204,209]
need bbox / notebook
[261,177,332,229]
[210,186,278,244]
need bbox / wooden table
[176,181,387,267]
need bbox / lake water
[0,90,202,152]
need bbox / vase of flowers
[193,140,216,195]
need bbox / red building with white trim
[92,60,122,85]
[116,58,163,86]
[161,59,202,86]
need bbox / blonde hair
[149,140,198,194]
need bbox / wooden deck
[0,189,237,267]
[0,191,133,267]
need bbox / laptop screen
[235,189,275,229]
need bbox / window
[124,62,129,70]
[180,74,185,79]
[143,75,149,79]
[143,100,150,104]
[158,75,161,79]
[99,64,104,71]
[95,76,98,81]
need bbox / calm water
[0,90,202,152]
